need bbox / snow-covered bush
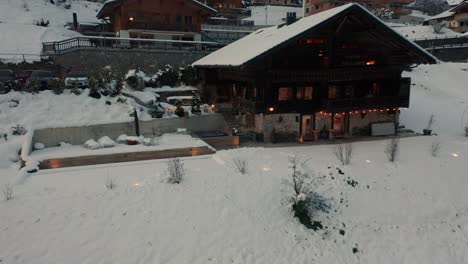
[11,125,27,136]
[98,136,116,148]
[371,8,394,19]
[157,65,179,87]
[385,138,399,162]
[117,134,128,144]
[191,95,202,116]
[2,183,13,201]
[180,66,199,86]
[430,141,441,157]
[333,143,353,166]
[34,18,50,27]
[166,158,185,184]
[284,156,330,229]
[84,139,101,150]
[233,157,248,174]
[125,69,145,91]
[175,101,185,117]
[148,101,165,118]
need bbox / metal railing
[42,36,224,55]
[413,35,468,49]
[0,53,49,63]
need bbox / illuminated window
[278,87,293,101]
[296,87,313,100]
[328,86,337,99]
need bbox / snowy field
[245,5,303,26]
[0,63,467,263]
[0,0,102,61]
[1,136,468,264]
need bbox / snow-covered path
[1,136,468,264]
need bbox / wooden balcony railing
[322,95,410,111]
[127,21,199,32]
[269,67,401,82]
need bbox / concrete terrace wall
[33,114,227,148]
[50,48,211,74]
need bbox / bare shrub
[105,176,116,190]
[167,158,185,184]
[283,156,330,230]
[3,183,13,201]
[385,138,400,162]
[431,141,441,157]
[233,158,247,174]
[333,143,353,165]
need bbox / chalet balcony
[269,67,401,83]
[321,95,409,112]
[127,21,199,33]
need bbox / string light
[316,108,400,116]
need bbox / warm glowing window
[328,86,337,99]
[297,87,313,100]
[278,87,293,101]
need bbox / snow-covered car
[25,70,59,89]
[0,69,15,94]
[65,72,89,88]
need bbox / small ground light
[211,104,215,108]
[262,167,271,171]
[133,182,141,187]
[451,153,460,157]
[268,107,274,112]
[365,160,371,163]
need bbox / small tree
[3,183,13,201]
[385,138,400,162]
[284,156,330,229]
[180,66,199,86]
[167,158,185,184]
[430,141,441,157]
[333,143,353,166]
[233,158,247,174]
[105,176,116,190]
[34,18,50,27]
[157,65,179,87]
[148,101,165,118]
[191,95,202,116]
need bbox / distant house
[193,4,436,143]
[303,0,413,18]
[424,1,468,33]
[96,0,217,41]
[251,0,302,6]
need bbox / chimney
[286,12,297,25]
[73,12,78,30]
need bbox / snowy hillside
[0,0,102,60]
[244,5,303,26]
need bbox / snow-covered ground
[0,0,102,61]
[0,62,468,263]
[245,5,303,26]
[392,25,462,40]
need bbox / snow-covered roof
[193,3,437,67]
[426,1,467,21]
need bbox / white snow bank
[393,25,462,40]
[244,5,303,26]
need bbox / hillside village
[0,0,468,263]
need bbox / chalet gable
[97,0,217,19]
[193,3,437,68]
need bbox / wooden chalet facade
[96,0,217,41]
[303,0,413,18]
[193,4,436,143]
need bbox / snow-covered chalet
[193,3,437,143]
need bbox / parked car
[16,70,34,84]
[0,69,15,94]
[26,70,59,90]
[65,72,89,88]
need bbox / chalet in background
[424,0,468,33]
[303,0,413,18]
[193,4,436,143]
[96,0,216,41]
